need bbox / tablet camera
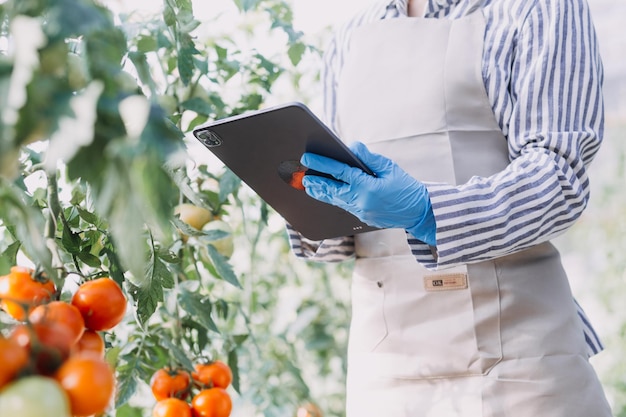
[195,130,222,147]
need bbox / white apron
[335,3,613,416]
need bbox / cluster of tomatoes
[0,266,127,417]
[151,360,234,417]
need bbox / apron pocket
[349,272,388,352]
[349,258,503,380]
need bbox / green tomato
[202,220,234,258]
[116,71,140,93]
[175,203,214,231]
[0,376,71,417]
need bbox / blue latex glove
[301,142,437,246]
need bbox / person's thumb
[349,141,392,175]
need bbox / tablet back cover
[193,102,379,241]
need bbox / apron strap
[466,0,484,14]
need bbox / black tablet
[192,102,379,240]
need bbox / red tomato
[29,301,85,344]
[153,398,192,417]
[191,388,232,417]
[54,356,115,417]
[0,337,29,389]
[10,321,75,375]
[71,330,105,358]
[71,278,126,331]
[0,266,56,321]
[150,368,191,400]
[192,361,232,389]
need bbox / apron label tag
[424,273,468,291]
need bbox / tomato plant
[71,278,126,331]
[0,0,350,415]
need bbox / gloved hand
[301,141,437,246]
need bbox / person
[286,0,613,415]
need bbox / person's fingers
[303,175,354,209]
[300,153,361,183]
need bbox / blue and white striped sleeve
[410,0,604,269]
[286,223,356,262]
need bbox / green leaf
[228,348,241,393]
[77,251,101,268]
[76,207,99,226]
[61,226,81,255]
[175,0,194,12]
[219,169,241,203]
[233,0,259,12]
[182,317,210,351]
[0,182,51,277]
[193,56,208,74]
[127,239,177,325]
[115,365,139,408]
[214,298,229,319]
[0,241,21,275]
[127,51,157,95]
[177,288,220,333]
[159,336,195,370]
[128,281,162,326]
[177,33,199,86]
[198,232,230,254]
[163,5,176,27]
[187,114,209,131]
[116,404,144,417]
[103,245,125,288]
[136,35,158,53]
[156,31,173,49]
[156,246,181,264]
[287,42,306,66]
[54,0,111,38]
[70,185,87,206]
[204,245,241,288]
[180,97,212,116]
[172,216,206,237]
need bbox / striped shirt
[288,0,605,356]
